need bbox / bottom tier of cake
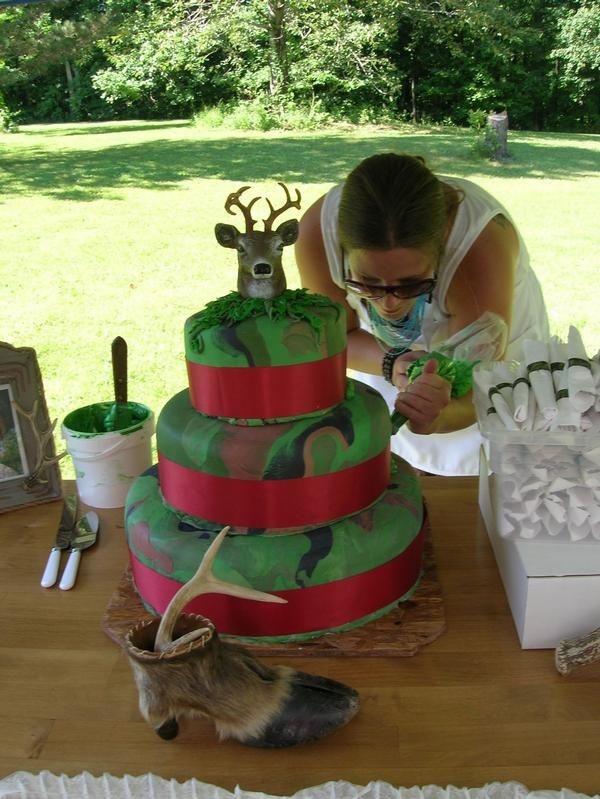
[124,456,425,643]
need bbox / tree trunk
[65,60,76,120]
[486,109,510,161]
[267,0,288,97]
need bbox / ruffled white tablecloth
[0,774,596,799]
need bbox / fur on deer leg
[124,525,360,747]
[125,613,359,747]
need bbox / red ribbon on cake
[129,517,426,637]
[159,448,390,528]
[187,351,346,418]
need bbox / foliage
[0,0,598,131]
[193,97,333,131]
[0,91,17,131]
[552,0,600,127]
[91,0,235,117]
[0,430,22,475]
[0,0,117,122]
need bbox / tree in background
[1,0,598,131]
[0,0,116,122]
[552,0,600,128]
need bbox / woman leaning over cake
[295,152,549,476]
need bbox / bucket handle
[67,435,136,462]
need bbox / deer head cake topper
[215,182,302,300]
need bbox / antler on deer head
[224,186,261,233]
[264,182,302,232]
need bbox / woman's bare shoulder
[445,214,518,334]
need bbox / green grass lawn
[1,120,599,479]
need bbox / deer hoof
[242,672,359,748]
[156,718,179,740]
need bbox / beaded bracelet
[382,346,410,384]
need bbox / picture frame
[0,342,63,513]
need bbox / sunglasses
[345,276,437,301]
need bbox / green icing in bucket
[64,402,151,437]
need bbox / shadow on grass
[20,120,193,138]
[1,127,599,201]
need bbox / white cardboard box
[478,447,600,649]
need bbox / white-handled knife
[59,511,100,591]
[40,494,78,588]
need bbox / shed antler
[264,182,302,231]
[154,525,286,652]
[555,625,600,675]
[224,186,260,233]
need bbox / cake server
[58,511,100,591]
[104,335,132,431]
[40,494,78,588]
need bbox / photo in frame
[0,342,63,512]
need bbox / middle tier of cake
[157,378,392,532]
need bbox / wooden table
[1,477,600,794]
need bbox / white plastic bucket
[62,402,154,508]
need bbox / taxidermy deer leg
[555,625,600,675]
[125,526,359,747]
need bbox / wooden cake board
[102,522,445,658]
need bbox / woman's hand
[392,356,452,435]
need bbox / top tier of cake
[184,289,347,423]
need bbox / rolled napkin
[567,325,595,412]
[522,339,557,421]
[521,388,538,431]
[484,406,508,432]
[549,336,567,394]
[552,364,582,431]
[473,363,519,431]
[511,365,530,424]
[488,363,519,430]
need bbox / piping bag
[389,312,508,434]
[390,352,477,434]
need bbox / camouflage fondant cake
[124,185,425,643]
[124,290,425,643]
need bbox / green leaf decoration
[188,289,342,337]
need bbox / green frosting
[63,401,150,436]
[189,288,342,335]
[407,351,477,398]
[390,351,478,434]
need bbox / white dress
[320,176,550,475]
